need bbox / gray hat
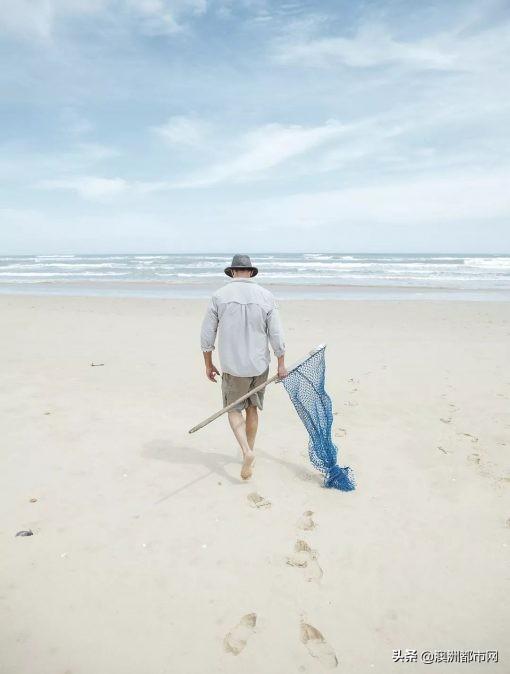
[224,253,258,278]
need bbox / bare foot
[241,451,255,480]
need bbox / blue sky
[1,0,509,254]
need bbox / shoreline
[1,280,509,301]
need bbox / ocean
[1,253,509,300]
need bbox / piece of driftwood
[188,344,325,434]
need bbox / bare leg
[228,410,255,479]
[245,405,259,451]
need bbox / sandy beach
[1,293,509,673]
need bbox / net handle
[188,343,326,434]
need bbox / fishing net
[282,345,355,491]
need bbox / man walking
[200,254,287,480]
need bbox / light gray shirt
[200,278,285,377]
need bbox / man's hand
[206,364,220,382]
[277,354,288,379]
[203,351,220,382]
[277,364,288,379]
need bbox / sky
[0,0,509,254]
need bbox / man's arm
[200,297,220,382]
[267,300,287,378]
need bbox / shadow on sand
[142,440,322,503]
[257,448,322,486]
[142,440,241,502]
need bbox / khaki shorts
[221,368,269,412]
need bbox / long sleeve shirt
[200,278,285,377]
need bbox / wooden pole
[188,344,325,434]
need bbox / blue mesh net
[282,346,356,491]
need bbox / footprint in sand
[223,613,257,655]
[300,621,338,669]
[440,417,452,424]
[287,540,323,582]
[247,492,271,509]
[458,432,479,443]
[297,510,316,531]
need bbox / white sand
[1,294,509,673]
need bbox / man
[200,254,287,480]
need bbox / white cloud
[28,119,398,197]
[125,0,208,34]
[169,119,354,187]
[273,18,510,74]
[74,143,121,161]
[152,115,209,146]
[274,24,455,70]
[0,0,208,40]
[5,168,510,254]
[39,176,128,199]
[0,0,108,40]
[0,142,121,182]
[0,0,54,41]
[209,170,510,231]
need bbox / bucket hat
[224,253,258,277]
